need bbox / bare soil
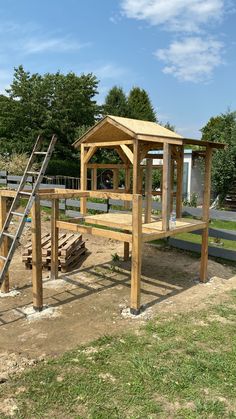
[0,218,235,381]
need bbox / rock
[0,375,8,384]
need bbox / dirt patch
[0,219,235,380]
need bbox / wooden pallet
[22,233,87,272]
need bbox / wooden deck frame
[0,116,225,313]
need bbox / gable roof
[73,115,225,149]
[73,115,183,148]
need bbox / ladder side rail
[0,135,44,236]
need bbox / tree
[201,111,236,201]
[102,86,128,117]
[0,65,100,160]
[127,87,157,122]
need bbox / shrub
[46,159,80,177]
[0,153,38,175]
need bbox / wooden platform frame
[0,116,225,314]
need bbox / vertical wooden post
[80,144,87,215]
[170,158,175,212]
[51,199,59,280]
[124,165,131,210]
[31,196,43,311]
[162,143,171,231]
[200,146,213,282]
[113,168,119,190]
[145,158,152,223]
[92,168,97,190]
[133,140,140,194]
[124,165,131,259]
[130,194,142,314]
[0,196,9,293]
[176,146,184,218]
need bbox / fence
[0,171,81,190]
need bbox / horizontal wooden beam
[56,220,133,243]
[38,189,134,201]
[87,163,126,169]
[142,221,208,242]
[137,134,182,145]
[82,140,134,147]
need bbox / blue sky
[0,0,235,138]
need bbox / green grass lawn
[175,217,236,251]
[175,232,236,251]
[1,291,236,418]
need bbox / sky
[0,0,235,138]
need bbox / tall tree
[201,111,236,200]
[1,65,100,159]
[127,87,157,122]
[102,86,128,117]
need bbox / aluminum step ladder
[0,134,57,286]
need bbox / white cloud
[155,37,223,82]
[21,37,88,54]
[121,0,224,32]
[93,64,127,80]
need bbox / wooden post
[124,235,130,261]
[80,144,87,215]
[51,199,59,280]
[124,165,131,259]
[200,146,213,282]
[145,158,152,223]
[170,158,175,212]
[130,194,142,314]
[162,143,171,231]
[124,165,131,210]
[133,140,140,194]
[31,196,43,311]
[113,168,119,190]
[0,196,9,293]
[92,168,97,190]
[176,146,184,218]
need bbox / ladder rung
[34,152,47,155]
[11,211,24,217]
[0,255,7,261]
[19,191,31,196]
[27,171,40,175]
[3,232,15,240]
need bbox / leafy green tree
[164,121,175,132]
[0,65,100,160]
[201,111,236,200]
[127,87,157,122]
[102,86,128,117]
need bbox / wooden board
[23,233,86,273]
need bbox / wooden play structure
[0,116,225,314]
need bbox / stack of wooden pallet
[22,233,86,272]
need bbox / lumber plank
[200,146,213,282]
[84,146,98,164]
[80,144,87,215]
[130,194,142,312]
[31,196,43,310]
[120,145,134,164]
[176,146,184,218]
[56,220,133,243]
[0,196,9,292]
[162,143,171,231]
[133,140,139,194]
[145,158,152,223]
